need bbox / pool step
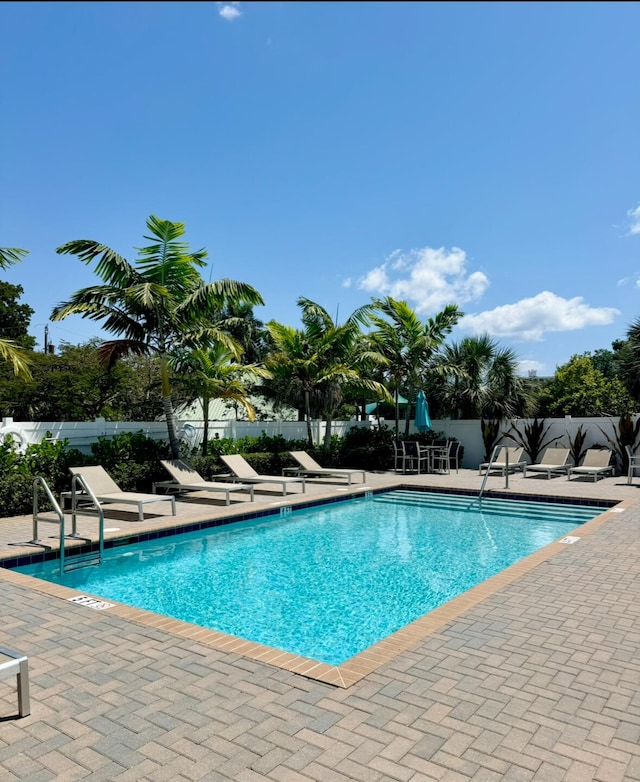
[374,490,598,519]
[372,491,599,524]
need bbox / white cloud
[357,246,489,314]
[341,277,352,288]
[617,274,640,287]
[627,204,640,235]
[460,291,619,342]
[217,2,242,21]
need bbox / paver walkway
[1,470,639,780]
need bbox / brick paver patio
[1,469,639,780]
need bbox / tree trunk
[304,390,313,447]
[160,356,180,458]
[395,390,400,437]
[404,403,411,437]
[323,388,334,452]
[163,395,180,458]
[201,395,210,457]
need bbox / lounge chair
[69,466,176,521]
[155,459,255,504]
[0,646,30,718]
[479,446,526,476]
[286,451,366,484]
[626,444,640,485]
[219,454,306,495]
[567,449,613,482]
[523,447,570,479]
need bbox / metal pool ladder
[31,475,105,574]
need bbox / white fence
[0,414,634,471]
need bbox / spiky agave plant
[598,414,640,474]
[504,417,563,464]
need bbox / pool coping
[0,486,626,689]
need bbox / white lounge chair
[155,459,255,504]
[69,466,176,521]
[286,451,366,484]
[219,454,306,495]
[523,447,570,479]
[567,449,613,482]
[479,446,526,476]
[626,444,640,485]
[0,646,30,718]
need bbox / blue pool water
[18,491,603,665]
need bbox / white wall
[0,415,632,471]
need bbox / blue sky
[1,1,639,377]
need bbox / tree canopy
[51,215,264,456]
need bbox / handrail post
[70,474,105,565]
[32,477,65,575]
[479,444,501,499]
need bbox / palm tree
[436,334,528,419]
[622,317,640,401]
[265,298,391,449]
[360,297,463,436]
[51,215,264,457]
[173,342,272,456]
[0,246,32,379]
[215,301,268,365]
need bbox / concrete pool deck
[1,468,640,780]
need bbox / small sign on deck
[560,535,581,545]
[68,595,114,610]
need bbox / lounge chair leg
[17,660,30,717]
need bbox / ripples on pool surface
[19,490,602,665]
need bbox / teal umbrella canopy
[365,394,409,415]
[414,390,432,433]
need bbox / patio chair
[219,454,306,495]
[392,440,405,473]
[430,441,451,474]
[567,449,613,482]
[402,441,431,474]
[69,466,176,521]
[626,445,640,485]
[523,447,570,479]
[286,451,366,484]
[448,440,462,473]
[0,646,30,718]
[155,459,255,504]
[479,447,526,476]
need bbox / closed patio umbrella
[414,390,432,433]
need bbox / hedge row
[0,425,449,518]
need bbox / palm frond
[0,247,29,270]
[97,340,151,368]
[0,338,33,379]
[56,240,138,287]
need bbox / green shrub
[0,472,39,517]
[90,430,170,491]
[0,435,90,517]
[23,437,87,494]
[337,425,395,470]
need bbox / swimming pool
[17,490,603,666]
